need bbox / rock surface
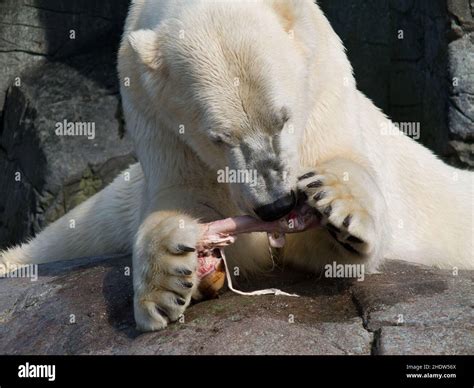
[351,262,474,355]
[448,33,474,166]
[447,0,474,168]
[0,0,130,112]
[0,0,134,249]
[0,258,471,355]
[448,0,474,38]
[0,49,136,249]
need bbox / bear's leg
[132,210,203,331]
[297,158,388,267]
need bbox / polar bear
[1,0,472,331]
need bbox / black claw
[307,180,323,189]
[339,241,361,255]
[176,244,196,253]
[327,229,361,255]
[343,215,352,228]
[297,190,308,202]
[313,209,323,220]
[298,172,316,181]
[313,191,326,202]
[176,268,192,276]
[327,223,341,234]
[323,205,332,217]
[181,281,193,289]
[347,235,364,244]
[176,297,186,306]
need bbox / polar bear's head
[127,0,318,221]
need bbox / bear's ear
[270,0,305,32]
[128,29,163,70]
[269,0,317,60]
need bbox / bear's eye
[211,136,224,145]
[210,133,232,146]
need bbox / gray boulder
[0,258,471,355]
[448,0,474,39]
[352,261,474,355]
[0,0,130,112]
[0,50,135,249]
[449,33,474,139]
[448,33,474,166]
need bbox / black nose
[254,191,297,222]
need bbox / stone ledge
[0,256,471,355]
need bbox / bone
[195,204,320,298]
[198,204,320,250]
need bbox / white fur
[2,0,472,331]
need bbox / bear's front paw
[133,216,201,331]
[297,170,376,256]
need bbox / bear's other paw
[297,169,376,257]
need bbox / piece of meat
[196,204,320,298]
[198,203,320,250]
